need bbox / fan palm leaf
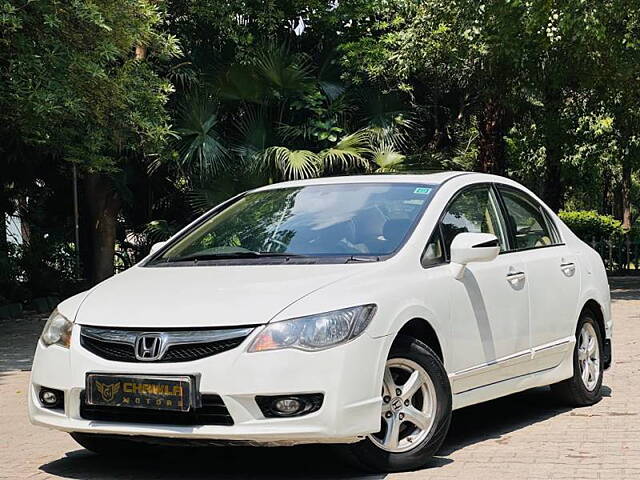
[173,91,229,179]
[319,130,371,170]
[253,43,314,93]
[358,91,416,150]
[266,146,321,180]
[232,106,272,168]
[371,143,406,172]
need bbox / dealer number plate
[86,374,193,412]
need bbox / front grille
[80,326,253,363]
[81,335,137,362]
[80,393,234,426]
[162,340,245,362]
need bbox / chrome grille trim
[81,326,254,346]
[80,326,254,363]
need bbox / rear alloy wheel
[342,335,451,472]
[577,322,601,391]
[551,311,604,406]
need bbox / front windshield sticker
[413,187,432,195]
[404,199,425,205]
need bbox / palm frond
[232,106,272,168]
[358,91,417,149]
[265,146,321,180]
[173,91,229,179]
[317,50,347,101]
[319,130,371,170]
[144,220,178,243]
[371,143,406,172]
[253,43,314,93]
[218,64,269,103]
[166,61,199,90]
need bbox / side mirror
[450,232,500,279]
[150,241,168,254]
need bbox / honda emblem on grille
[135,333,165,361]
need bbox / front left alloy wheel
[342,335,452,472]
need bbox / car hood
[75,264,361,328]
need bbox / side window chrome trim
[499,242,566,255]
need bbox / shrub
[558,210,625,243]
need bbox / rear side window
[498,187,560,250]
[440,186,508,258]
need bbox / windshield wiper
[166,251,307,263]
[346,255,380,263]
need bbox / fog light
[255,393,324,418]
[273,398,303,415]
[39,387,63,409]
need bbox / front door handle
[506,271,526,283]
[560,262,576,277]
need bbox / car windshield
[149,183,436,264]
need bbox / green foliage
[0,0,179,171]
[3,0,640,298]
[558,211,625,243]
[371,144,406,173]
[173,92,229,176]
[266,147,321,180]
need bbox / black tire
[70,432,156,455]
[340,335,452,473]
[551,310,604,406]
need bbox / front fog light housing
[41,309,73,348]
[39,387,64,409]
[248,304,377,353]
[256,394,324,418]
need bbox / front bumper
[28,325,388,445]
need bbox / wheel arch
[393,317,444,364]
[581,298,606,340]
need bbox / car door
[437,185,531,394]
[497,186,580,371]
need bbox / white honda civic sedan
[29,172,612,472]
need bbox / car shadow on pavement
[440,385,587,455]
[38,384,605,479]
[40,443,388,479]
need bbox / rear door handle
[560,262,576,276]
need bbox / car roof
[252,171,474,192]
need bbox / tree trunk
[17,195,31,246]
[476,98,508,175]
[621,160,632,229]
[84,173,121,284]
[135,45,147,60]
[0,202,6,256]
[542,149,563,212]
[542,91,564,212]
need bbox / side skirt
[450,337,575,410]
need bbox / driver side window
[440,186,508,258]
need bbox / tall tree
[1,0,179,283]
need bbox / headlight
[248,304,377,353]
[41,309,73,348]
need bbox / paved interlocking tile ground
[0,312,46,372]
[1,279,639,479]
